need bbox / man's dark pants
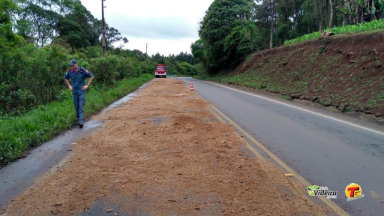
[72,88,86,125]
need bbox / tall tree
[224,23,261,65]
[314,0,327,31]
[18,1,60,46]
[104,25,128,49]
[328,0,335,28]
[191,39,205,64]
[15,0,103,48]
[55,1,100,49]
[199,0,258,73]
[269,0,275,48]
[0,0,22,49]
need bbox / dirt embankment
[6,79,329,215]
[229,32,384,123]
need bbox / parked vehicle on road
[155,64,167,78]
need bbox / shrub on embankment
[218,31,384,119]
[284,20,384,46]
[0,74,152,166]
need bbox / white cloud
[110,16,197,39]
[123,37,197,55]
[80,0,213,56]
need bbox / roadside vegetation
[208,31,384,121]
[190,0,384,76]
[0,75,151,165]
[186,0,384,122]
[285,20,384,45]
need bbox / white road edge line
[202,80,384,136]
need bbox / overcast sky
[80,0,214,56]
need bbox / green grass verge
[0,74,153,165]
[284,19,384,45]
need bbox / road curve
[179,77,384,216]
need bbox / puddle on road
[79,188,222,216]
[140,116,169,125]
[153,90,170,95]
[201,117,219,123]
[0,81,151,211]
[100,81,151,115]
[79,192,152,216]
[101,93,138,114]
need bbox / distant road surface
[179,77,384,216]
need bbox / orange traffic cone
[190,80,195,92]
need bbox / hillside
[218,31,384,124]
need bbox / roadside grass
[285,20,384,45]
[219,72,291,94]
[0,74,153,166]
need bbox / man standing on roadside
[64,59,94,128]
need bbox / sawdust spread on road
[6,78,330,215]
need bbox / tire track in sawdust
[6,78,330,215]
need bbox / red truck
[155,64,167,78]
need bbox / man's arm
[65,79,73,91]
[82,75,94,90]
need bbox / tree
[105,25,128,49]
[63,1,99,47]
[269,0,275,48]
[314,0,327,31]
[15,0,69,46]
[191,40,205,63]
[15,0,101,48]
[56,17,90,49]
[328,0,335,28]
[194,0,384,75]
[175,52,195,65]
[177,62,197,76]
[55,1,99,49]
[15,18,35,42]
[0,0,23,49]
[223,23,261,66]
[151,53,166,64]
[199,0,257,73]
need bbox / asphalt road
[179,77,384,216]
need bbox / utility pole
[102,0,106,57]
[146,43,148,57]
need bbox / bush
[0,44,69,114]
[177,62,197,76]
[284,20,384,45]
[88,56,120,86]
[0,75,153,165]
[0,41,157,115]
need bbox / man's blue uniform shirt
[64,67,93,89]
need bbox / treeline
[0,0,159,115]
[14,0,127,48]
[152,52,198,77]
[192,0,384,74]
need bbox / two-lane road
[179,77,384,216]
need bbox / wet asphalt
[179,77,384,216]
